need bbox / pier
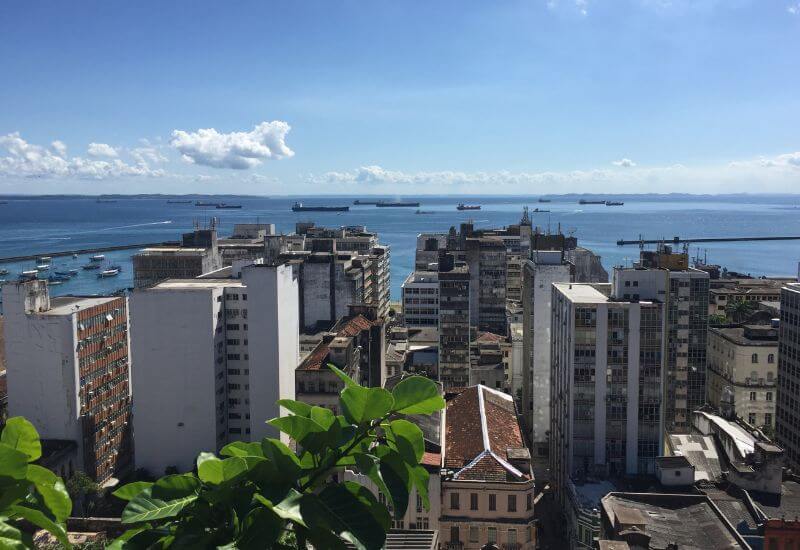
[0,241,179,264]
[617,235,800,246]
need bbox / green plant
[66,471,101,518]
[110,367,445,549]
[726,299,755,323]
[0,417,73,549]
[708,313,728,326]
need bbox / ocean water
[1,195,799,302]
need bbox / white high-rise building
[129,262,299,474]
[401,270,439,330]
[521,251,573,460]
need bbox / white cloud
[788,3,800,15]
[612,158,637,167]
[131,146,167,165]
[170,121,294,169]
[87,142,119,158]
[0,133,164,180]
[309,152,800,194]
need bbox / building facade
[777,283,800,469]
[129,262,299,474]
[402,271,440,329]
[707,324,778,428]
[133,227,222,288]
[438,254,471,389]
[3,281,132,484]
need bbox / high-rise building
[133,226,222,288]
[3,280,132,484]
[776,283,800,469]
[612,246,709,433]
[438,253,471,388]
[521,250,573,461]
[465,236,508,335]
[401,271,439,329]
[550,283,665,509]
[129,262,299,474]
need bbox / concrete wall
[130,287,222,474]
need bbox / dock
[0,242,179,264]
[617,236,800,246]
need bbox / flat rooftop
[137,247,208,254]
[148,279,244,290]
[45,296,119,316]
[553,283,610,303]
[710,325,779,346]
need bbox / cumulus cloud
[131,146,168,165]
[87,142,119,158]
[0,133,164,179]
[170,121,294,169]
[309,151,800,194]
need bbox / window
[527,493,532,511]
[508,494,517,512]
[470,492,478,510]
[750,392,757,401]
[450,492,459,510]
[768,353,775,364]
[765,413,773,426]
[469,526,478,542]
[749,413,757,425]
[767,392,773,401]
[450,526,460,543]
[489,494,496,511]
[752,353,759,363]
[508,529,518,545]
[487,527,497,544]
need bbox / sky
[0,0,799,195]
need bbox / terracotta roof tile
[421,452,441,467]
[298,314,374,371]
[476,331,506,343]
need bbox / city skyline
[1,1,799,195]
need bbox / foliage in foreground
[0,417,73,549]
[110,368,445,549]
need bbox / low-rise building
[707,323,779,429]
[440,385,536,550]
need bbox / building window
[527,493,532,510]
[450,492,459,510]
[470,492,478,510]
[489,494,496,511]
[450,526,460,543]
[752,353,759,363]
[766,392,773,401]
[765,413,773,426]
[749,413,757,425]
[768,353,775,364]
[508,494,517,512]
[750,392,757,401]
[508,528,517,545]
[469,526,478,542]
[487,527,497,544]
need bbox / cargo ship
[216,203,242,209]
[167,200,192,204]
[376,201,420,207]
[606,201,624,206]
[457,203,481,211]
[292,202,349,212]
[195,201,218,207]
[353,200,380,205]
[578,199,606,205]
[538,198,551,203]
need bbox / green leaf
[386,419,425,463]
[122,488,198,524]
[221,457,249,481]
[152,473,201,499]
[260,438,301,478]
[354,453,394,511]
[26,464,72,522]
[410,464,431,512]
[220,441,264,458]
[1,417,42,462]
[237,507,284,550]
[377,448,412,518]
[310,406,336,429]
[113,481,153,502]
[197,452,224,485]
[267,416,325,444]
[340,386,394,425]
[0,520,28,550]
[276,399,313,417]
[271,488,306,526]
[9,504,71,549]
[105,526,150,550]
[0,444,29,480]
[327,364,357,387]
[391,376,445,415]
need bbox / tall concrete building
[133,226,222,288]
[129,261,299,474]
[612,245,709,433]
[438,253,471,388]
[401,270,439,329]
[776,283,800,469]
[521,250,573,461]
[465,236,508,335]
[550,283,665,509]
[3,280,133,484]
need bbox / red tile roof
[444,385,530,482]
[476,331,506,343]
[421,451,441,467]
[298,314,373,371]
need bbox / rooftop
[44,295,120,316]
[667,434,722,482]
[710,325,779,346]
[444,385,531,483]
[137,247,208,254]
[553,282,610,303]
[655,455,693,469]
[749,478,800,520]
[297,314,374,371]
[148,279,244,290]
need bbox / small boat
[606,201,624,206]
[90,254,105,262]
[538,198,551,203]
[532,208,550,213]
[195,201,217,207]
[216,203,242,209]
[82,263,101,270]
[36,264,50,272]
[48,280,64,286]
[415,210,435,214]
[108,264,123,272]
[20,270,38,279]
[68,269,79,276]
[36,256,52,264]
[457,203,481,211]
[376,201,420,208]
[72,254,78,259]
[49,274,70,282]
[292,202,349,212]
[578,199,606,205]
[54,271,72,277]
[167,200,192,204]
[98,268,120,278]
[0,268,8,276]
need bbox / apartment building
[465,236,508,335]
[402,270,439,329]
[521,250,573,460]
[3,280,132,484]
[438,253,471,389]
[707,323,778,428]
[468,331,510,391]
[777,283,800,469]
[133,226,222,288]
[612,245,710,433]
[709,277,795,317]
[129,262,299,474]
[550,283,665,510]
[440,385,536,550]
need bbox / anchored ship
[291,202,349,212]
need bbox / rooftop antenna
[521,206,531,226]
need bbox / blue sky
[1,0,799,194]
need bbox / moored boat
[90,254,105,262]
[36,264,50,271]
[82,263,100,270]
[0,268,8,276]
[98,268,120,278]
[457,203,481,211]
